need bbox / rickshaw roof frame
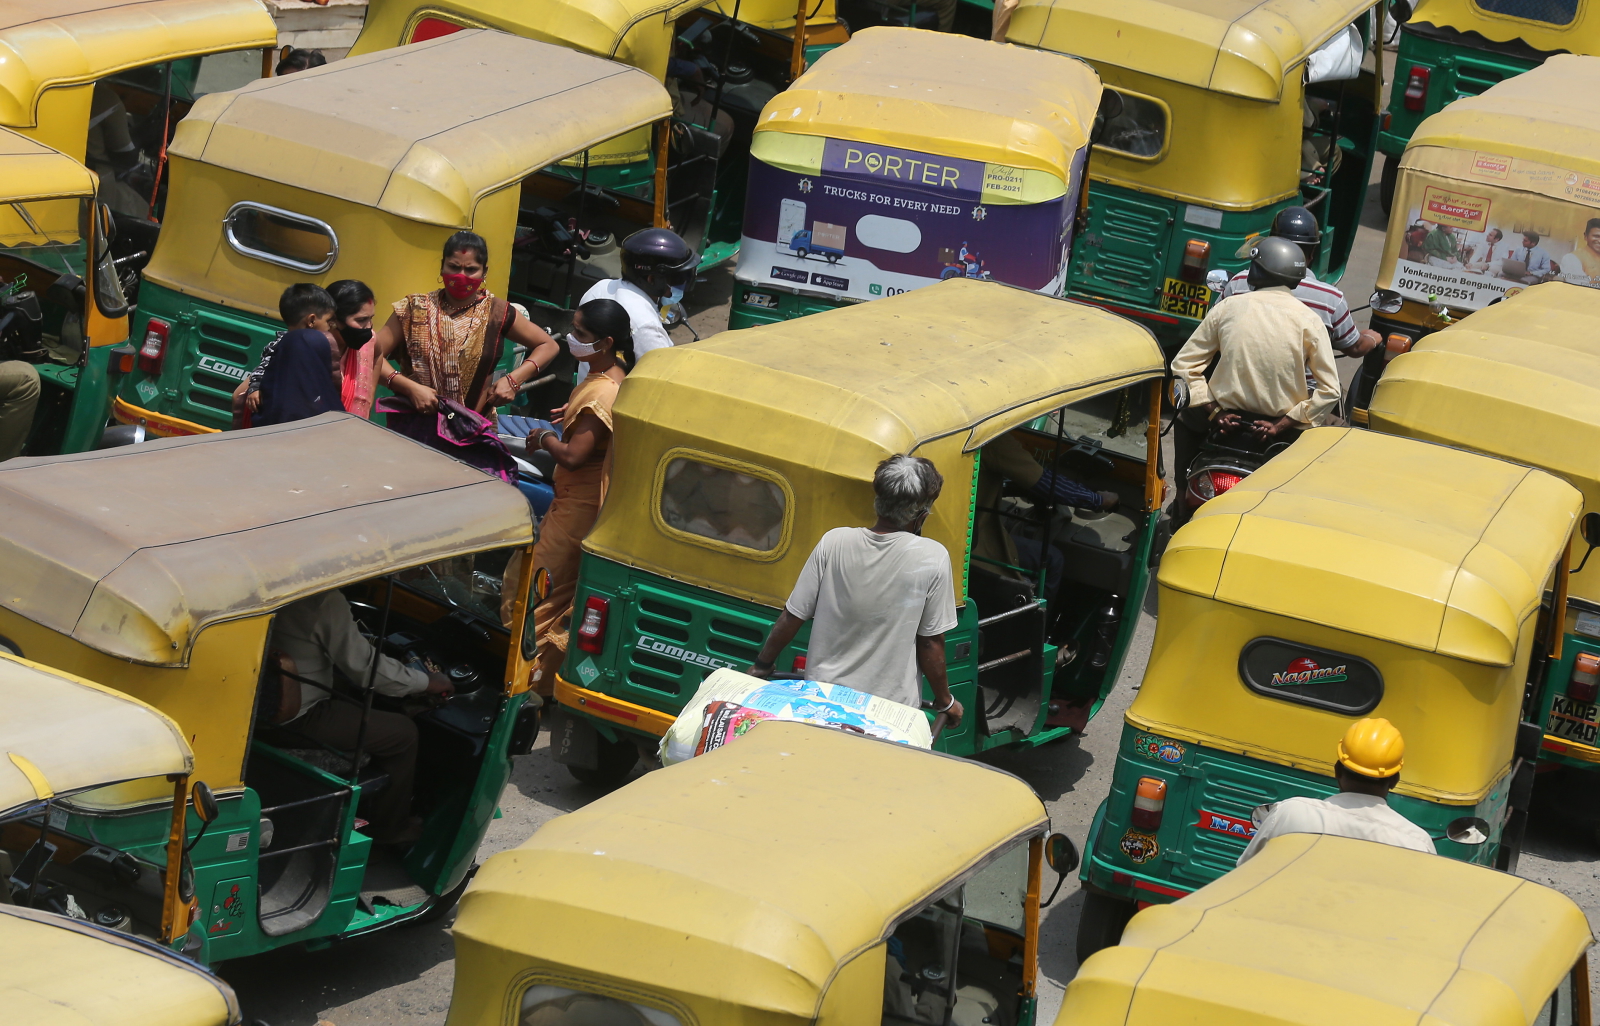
[0,0,277,128]
[754,26,1100,178]
[1403,54,1600,182]
[1004,0,1381,102]
[453,720,1049,1020]
[0,125,96,202]
[0,414,535,666]
[0,902,241,1026]
[1063,833,1593,1026]
[170,29,674,229]
[0,651,193,819]
[1159,427,1581,667]
[1409,0,1599,57]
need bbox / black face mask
[339,325,374,347]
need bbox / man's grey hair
[873,455,944,526]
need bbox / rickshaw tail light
[576,596,609,654]
[1131,776,1167,831]
[138,318,170,374]
[1404,66,1430,111]
[792,655,807,672]
[1571,652,1600,704]
[1384,333,1413,361]
[1179,240,1212,284]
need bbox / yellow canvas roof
[0,126,95,201]
[0,652,191,817]
[0,0,276,128]
[453,720,1046,1019]
[755,26,1098,176]
[1160,427,1580,666]
[1062,833,1592,1026]
[170,29,673,229]
[710,0,838,29]
[0,904,239,1026]
[1410,0,1600,59]
[1005,0,1377,101]
[0,414,534,665]
[1406,54,1600,181]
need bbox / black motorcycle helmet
[1245,236,1307,290]
[1271,205,1321,265]
[620,228,697,299]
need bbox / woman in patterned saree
[372,231,560,414]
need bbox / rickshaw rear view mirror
[192,781,218,823]
[1044,832,1079,875]
[1370,289,1405,315]
[97,203,116,244]
[1389,0,1413,24]
[1170,377,1190,413]
[1205,268,1229,294]
[1575,511,1600,573]
[533,566,551,603]
[1443,816,1489,845]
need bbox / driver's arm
[316,592,431,697]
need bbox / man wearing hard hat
[1238,717,1436,863]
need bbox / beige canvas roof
[0,414,534,665]
[170,28,674,228]
[0,653,192,817]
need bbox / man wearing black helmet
[1171,237,1341,524]
[577,228,696,376]
[1220,206,1380,359]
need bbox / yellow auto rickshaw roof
[1062,833,1593,1026]
[0,414,534,666]
[1405,54,1600,181]
[0,904,240,1026]
[453,720,1047,1018]
[755,27,1097,176]
[1411,0,1600,61]
[0,126,95,201]
[1160,427,1581,667]
[0,652,192,818]
[710,0,838,29]
[0,0,276,128]
[1004,0,1377,101]
[171,29,673,229]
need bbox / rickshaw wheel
[1076,890,1138,964]
[1379,155,1398,216]
[569,733,640,788]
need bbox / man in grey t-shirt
[750,455,963,724]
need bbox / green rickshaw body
[1078,428,1579,952]
[549,281,1170,777]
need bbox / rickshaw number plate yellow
[1161,278,1211,319]
[1547,694,1600,746]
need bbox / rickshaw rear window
[225,202,338,273]
[659,456,788,553]
[1096,89,1167,161]
[1239,637,1383,714]
[1472,0,1579,25]
[520,986,683,1026]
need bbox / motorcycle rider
[1219,206,1381,358]
[577,228,695,376]
[1171,237,1340,524]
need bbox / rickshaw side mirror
[1170,377,1190,413]
[97,202,116,245]
[1443,816,1489,845]
[1044,833,1080,876]
[532,566,552,603]
[1389,0,1413,24]
[1370,289,1405,315]
[1575,512,1600,574]
[192,781,218,823]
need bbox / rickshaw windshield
[1035,387,1153,461]
[1,200,86,274]
[393,547,519,628]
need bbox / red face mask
[442,272,483,300]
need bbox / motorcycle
[1182,409,1293,517]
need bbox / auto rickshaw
[113,30,673,439]
[1378,0,1600,213]
[0,128,133,456]
[1076,426,1581,959]
[348,0,845,270]
[1369,282,1600,784]
[548,278,1169,783]
[728,27,1100,328]
[0,413,542,965]
[448,719,1080,1026]
[1062,833,1595,1026]
[0,654,241,1023]
[1356,55,1600,415]
[1004,0,1384,351]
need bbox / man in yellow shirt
[1171,237,1340,523]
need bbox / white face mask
[664,284,685,307]
[566,332,599,359]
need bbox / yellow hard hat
[1337,717,1404,778]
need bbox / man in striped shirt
[1220,207,1380,359]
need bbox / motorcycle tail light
[138,318,170,375]
[1404,66,1430,111]
[1179,239,1212,284]
[1131,776,1167,832]
[1209,470,1243,496]
[575,595,609,655]
[1571,652,1600,704]
[791,655,807,673]
[1384,333,1414,362]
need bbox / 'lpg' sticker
[1119,829,1160,864]
[1133,733,1185,764]
[135,379,159,404]
[576,657,600,686]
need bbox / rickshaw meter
[1131,777,1167,831]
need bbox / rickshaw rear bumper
[553,674,674,737]
[1079,798,1195,907]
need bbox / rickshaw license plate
[1547,694,1600,746]
[1161,277,1212,319]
